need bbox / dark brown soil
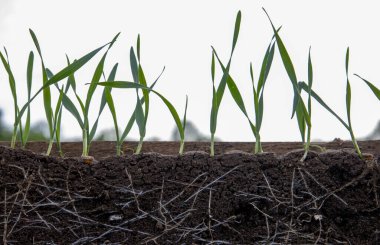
[0,141,379,244]
[2,139,380,159]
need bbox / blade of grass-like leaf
[27,51,34,98]
[308,47,313,90]
[62,93,84,129]
[345,48,352,125]
[119,67,165,142]
[53,85,65,133]
[75,93,86,115]
[213,49,248,116]
[257,37,277,94]
[16,41,110,127]
[296,99,306,143]
[210,52,218,135]
[264,39,277,82]
[105,87,119,142]
[354,74,380,100]
[0,50,21,147]
[56,108,63,151]
[231,11,242,55]
[0,51,18,108]
[346,78,352,123]
[213,49,257,134]
[226,74,252,119]
[211,51,215,82]
[345,47,349,77]
[179,95,188,155]
[257,91,264,132]
[85,53,107,116]
[299,82,349,130]
[84,40,116,151]
[89,63,119,141]
[250,63,259,128]
[306,48,313,144]
[65,55,77,92]
[261,43,276,94]
[3,47,9,61]
[183,95,188,135]
[97,81,184,139]
[135,96,146,137]
[209,12,242,139]
[130,47,147,143]
[263,10,297,84]
[23,51,34,145]
[210,90,217,135]
[62,57,85,115]
[212,47,230,109]
[129,47,145,143]
[263,8,305,121]
[46,68,54,79]
[0,51,18,107]
[30,29,53,140]
[108,32,120,49]
[158,93,184,140]
[120,103,139,142]
[130,47,139,84]
[250,62,254,85]
[139,66,149,121]
[29,29,43,58]
[137,34,141,62]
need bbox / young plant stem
[135,136,144,154]
[10,130,16,148]
[302,88,312,161]
[349,129,362,159]
[58,149,63,157]
[116,143,122,156]
[210,134,215,157]
[254,133,263,154]
[82,128,88,157]
[301,126,311,162]
[46,139,53,156]
[179,139,185,155]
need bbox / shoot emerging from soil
[299,48,362,159]
[0,49,34,149]
[61,33,120,157]
[264,8,312,161]
[209,10,241,156]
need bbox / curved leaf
[97,81,184,140]
[16,41,110,127]
[299,82,349,130]
[231,11,242,54]
[345,48,352,125]
[89,63,119,141]
[62,93,84,129]
[354,74,380,101]
[119,67,164,141]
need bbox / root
[0,152,378,244]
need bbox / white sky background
[0,0,380,142]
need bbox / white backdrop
[0,0,379,142]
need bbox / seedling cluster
[1,9,377,160]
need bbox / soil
[0,140,379,244]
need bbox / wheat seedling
[0,49,34,149]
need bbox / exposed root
[0,153,378,244]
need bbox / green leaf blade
[354,74,380,101]
[231,10,242,54]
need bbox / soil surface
[1,139,380,159]
[0,141,379,244]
